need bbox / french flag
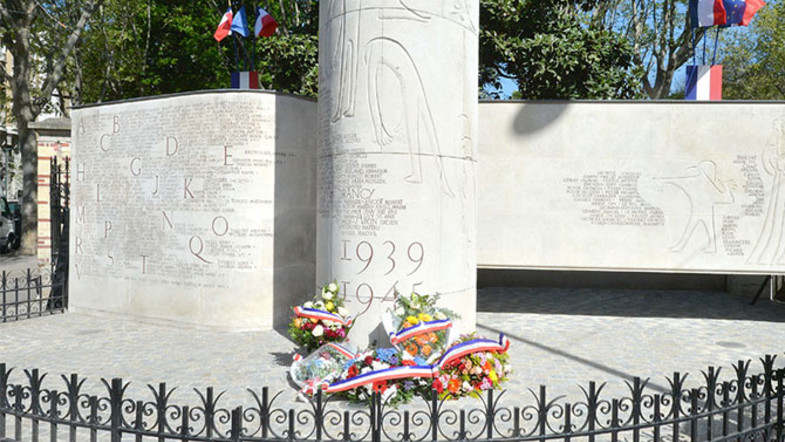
[690,0,727,26]
[685,65,722,101]
[255,7,278,37]
[231,71,260,89]
[213,8,233,42]
[253,8,278,37]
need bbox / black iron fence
[0,158,70,322]
[0,356,783,442]
[0,267,65,322]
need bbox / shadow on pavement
[477,287,785,322]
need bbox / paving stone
[0,287,783,413]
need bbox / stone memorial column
[317,0,478,347]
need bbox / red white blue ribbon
[319,365,438,393]
[435,334,510,370]
[325,343,356,359]
[389,319,452,345]
[293,306,353,327]
[300,334,511,395]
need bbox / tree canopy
[75,0,318,104]
[721,0,784,100]
[480,0,645,99]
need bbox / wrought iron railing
[0,267,65,322]
[1,356,783,441]
[1,156,72,322]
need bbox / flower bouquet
[383,292,459,363]
[290,343,357,393]
[331,348,433,406]
[289,282,352,352]
[431,334,512,400]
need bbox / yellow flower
[406,316,419,325]
[418,313,432,322]
[326,301,335,312]
[488,370,498,383]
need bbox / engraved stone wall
[477,102,785,274]
[317,0,479,345]
[69,91,316,329]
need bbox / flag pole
[251,2,256,73]
[702,27,707,65]
[711,27,720,65]
[231,0,240,72]
[691,28,696,66]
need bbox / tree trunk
[18,124,36,256]
[9,20,39,256]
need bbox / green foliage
[480,0,644,99]
[721,0,785,100]
[77,0,318,103]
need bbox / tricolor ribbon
[300,334,511,395]
[435,333,510,370]
[389,319,452,345]
[294,306,353,327]
[320,365,438,393]
[325,342,356,359]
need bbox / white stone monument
[317,0,479,346]
[69,92,316,330]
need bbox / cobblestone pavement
[0,287,784,417]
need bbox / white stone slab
[477,102,785,275]
[69,91,317,329]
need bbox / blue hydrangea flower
[403,380,415,391]
[389,355,399,365]
[413,356,427,366]
[375,348,397,363]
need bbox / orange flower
[405,343,418,356]
[448,378,461,394]
[422,345,432,356]
[428,333,437,343]
[402,321,412,329]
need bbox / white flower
[410,301,421,310]
[312,325,324,337]
[314,301,325,309]
[323,320,337,328]
[394,307,405,316]
[338,307,349,317]
[303,301,314,309]
[322,290,334,301]
[328,283,339,293]
[372,361,390,371]
[434,311,446,321]
[361,367,372,375]
[463,381,472,392]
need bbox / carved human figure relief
[379,0,432,21]
[447,0,477,32]
[330,0,362,123]
[656,160,735,253]
[364,37,454,197]
[748,116,785,265]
